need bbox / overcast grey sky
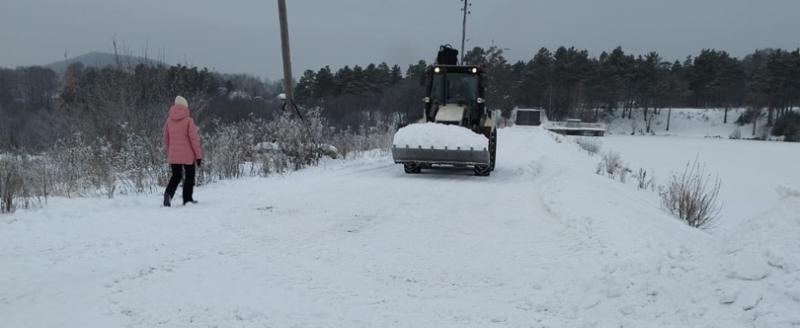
[1,0,798,79]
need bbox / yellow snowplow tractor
[392,45,497,176]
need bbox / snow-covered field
[597,107,800,231]
[2,124,799,327]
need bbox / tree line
[293,46,800,134]
[2,45,800,153]
[0,62,284,151]
[293,61,428,128]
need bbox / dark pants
[165,164,195,202]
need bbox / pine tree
[315,66,335,100]
[390,65,403,85]
[295,70,317,106]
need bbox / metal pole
[460,0,470,64]
[277,0,294,105]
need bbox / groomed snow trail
[2,128,798,327]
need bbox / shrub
[576,137,601,155]
[117,124,166,194]
[600,151,623,177]
[735,108,761,125]
[264,111,326,170]
[729,128,742,140]
[659,160,722,229]
[205,123,249,180]
[1,109,396,213]
[619,166,629,183]
[634,168,655,190]
[0,154,47,213]
[0,158,22,213]
[772,111,800,142]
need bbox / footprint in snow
[490,317,508,323]
[256,206,274,212]
[726,270,769,281]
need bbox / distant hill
[46,52,165,75]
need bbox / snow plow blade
[392,145,490,166]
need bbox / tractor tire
[474,165,491,176]
[489,130,497,171]
[404,163,422,174]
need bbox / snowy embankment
[393,123,488,150]
[599,135,800,232]
[2,127,799,327]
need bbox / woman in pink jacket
[163,96,202,207]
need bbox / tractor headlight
[471,67,478,74]
[434,67,441,74]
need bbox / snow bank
[393,123,488,150]
[600,134,800,231]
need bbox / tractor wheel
[489,130,497,171]
[404,163,422,174]
[474,165,491,176]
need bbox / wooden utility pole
[277,0,295,107]
[460,0,471,64]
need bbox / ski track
[1,127,799,327]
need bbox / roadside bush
[576,137,601,156]
[48,133,127,198]
[117,124,166,194]
[0,154,48,213]
[634,168,656,191]
[659,160,722,229]
[1,109,396,214]
[282,114,323,170]
[596,151,623,177]
[618,166,629,183]
[0,158,23,213]
[49,133,94,197]
[330,124,395,159]
[205,123,249,180]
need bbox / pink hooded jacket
[163,105,202,165]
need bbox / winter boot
[163,193,172,207]
[183,199,198,206]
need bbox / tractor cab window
[430,72,478,106]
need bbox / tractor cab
[424,65,486,129]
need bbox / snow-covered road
[2,128,798,327]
